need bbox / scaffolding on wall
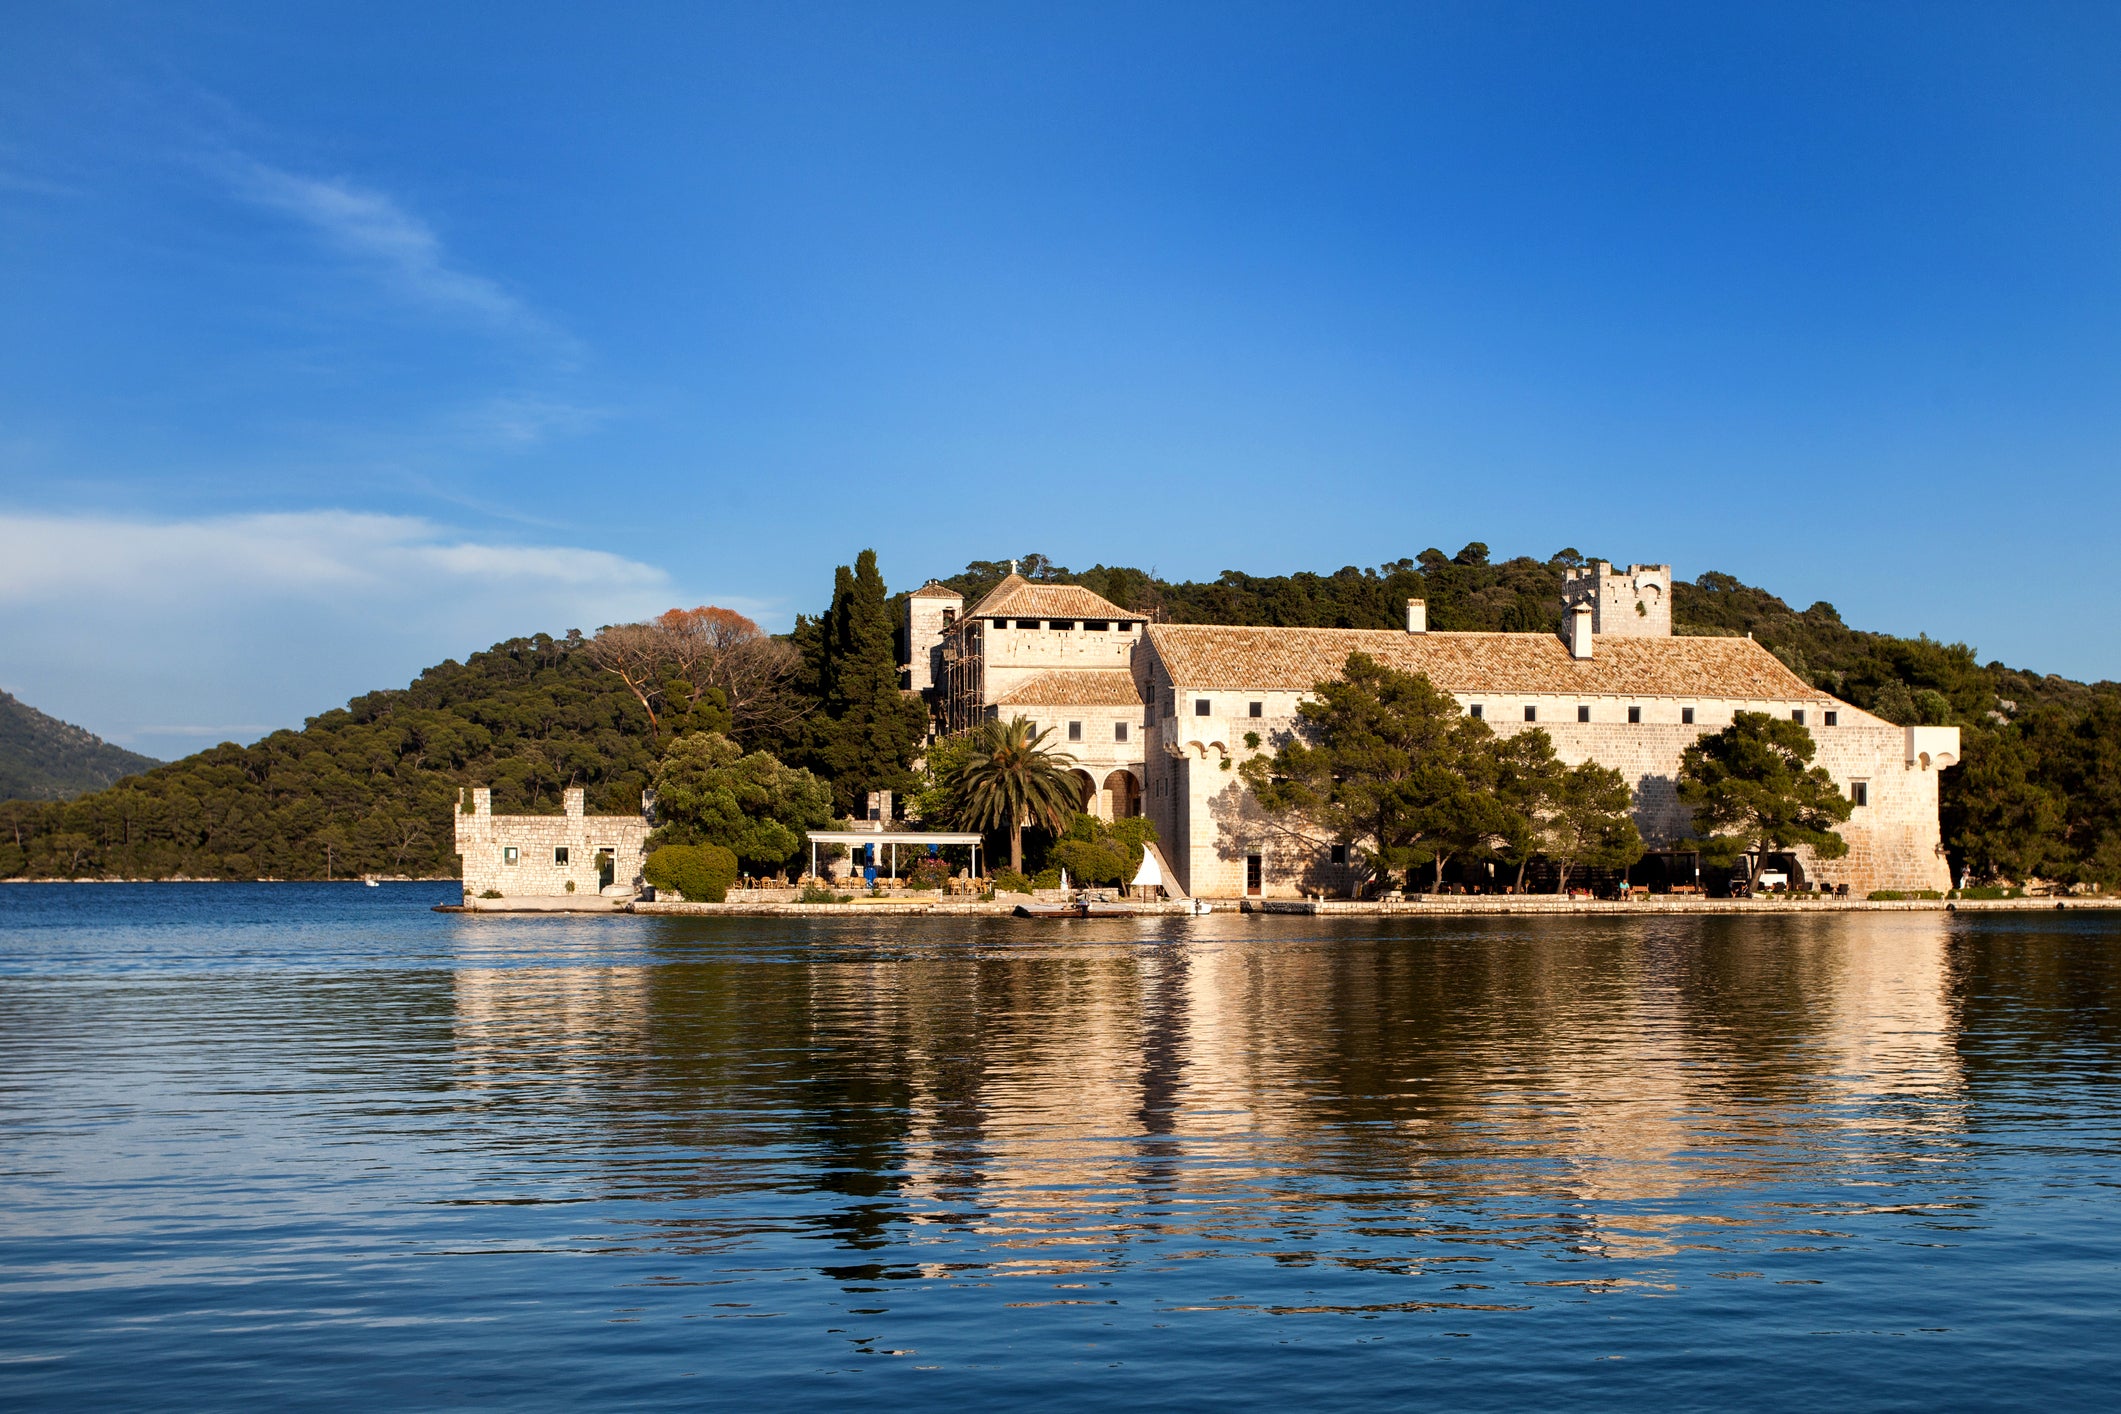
[939,618,987,735]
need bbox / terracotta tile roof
[992,670,1148,707]
[908,580,964,600]
[1144,624,1822,701]
[966,573,1136,622]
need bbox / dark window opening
[1330,844,1348,865]
[1115,722,1129,742]
[1016,619,1041,630]
[1067,721,1082,742]
[554,847,569,865]
[503,846,518,865]
[1524,705,1538,722]
[1248,701,1263,718]
[941,608,956,626]
[1469,703,1483,719]
[1577,705,1591,723]
[1084,620,1108,631]
[1050,620,1075,631]
[1682,707,1696,725]
[1824,710,1838,726]
[1627,706,1642,724]
[1793,709,1807,725]
[1195,699,1212,716]
[1851,781,1869,807]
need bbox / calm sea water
[2,885,2117,1410]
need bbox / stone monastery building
[905,561,1959,898]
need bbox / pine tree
[813,549,930,816]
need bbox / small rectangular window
[941,608,956,626]
[1577,705,1591,723]
[1017,619,1041,630]
[1627,706,1641,724]
[1248,701,1263,718]
[1682,707,1695,725]
[1330,844,1348,865]
[1085,620,1108,632]
[1524,705,1538,722]
[991,618,1007,630]
[1195,699,1212,716]
[1469,703,1483,719]
[1824,710,1838,726]
[1115,722,1129,742]
[554,847,569,865]
[503,846,519,865]
[1051,620,1075,631]
[1851,781,1869,807]
[1067,721,1082,742]
[1793,709,1806,725]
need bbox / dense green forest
[3,544,2116,883]
[0,691,161,803]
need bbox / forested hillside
[0,691,161,802]
[4,544,2116,883]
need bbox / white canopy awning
[806,831,985,845]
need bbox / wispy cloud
[218,155,571,351]
[0,509,765,757]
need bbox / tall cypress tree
[814,549,929,816]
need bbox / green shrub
[563,879,576,893]
[904,856,950,891]
[1048,814,1160,886]
[1950,885,2023,900]
[798,883,852,903]
[990,868,1034,894]
[1243,731,1261,750]
[1869,888,1944,901]
[479,888,503,899]
[645,843,739,902]
[1032,866,1062,889]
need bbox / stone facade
[1562,561,1671,637]
[455,787,650,898]
[919,571,1153,819]
[906,559,1959,901]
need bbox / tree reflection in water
[445,914,2023,1295]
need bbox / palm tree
[950,715,1081,873]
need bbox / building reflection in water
[447,915,1970,1290]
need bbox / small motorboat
[1014,893,1139,919]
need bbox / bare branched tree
[584,622,673,737]
[655,607,809,740]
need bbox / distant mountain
[0,691,161,801]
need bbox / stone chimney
[472,787,492,817]
[564,787,584,819]
[1568,601,1594,659]
[1406,598,1427,633]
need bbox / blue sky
[4,3,2120,756]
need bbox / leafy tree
[1241,652,1493,892]
[809,550,930,815]
[649,732,831,874]
[1678,712,1853,889]
[1048,814,1159,886]
[944,715,1080,873]
[1941,725,2061,884]
[1540,760,1645,892]
[644,843,739,902]
[1493,728,1566,891]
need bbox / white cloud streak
[221,156,564,345]
[0,510,755,758]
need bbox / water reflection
[444,916,1981,1292]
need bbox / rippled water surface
[3,884,2119,1409]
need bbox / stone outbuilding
[455,787,650,899]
